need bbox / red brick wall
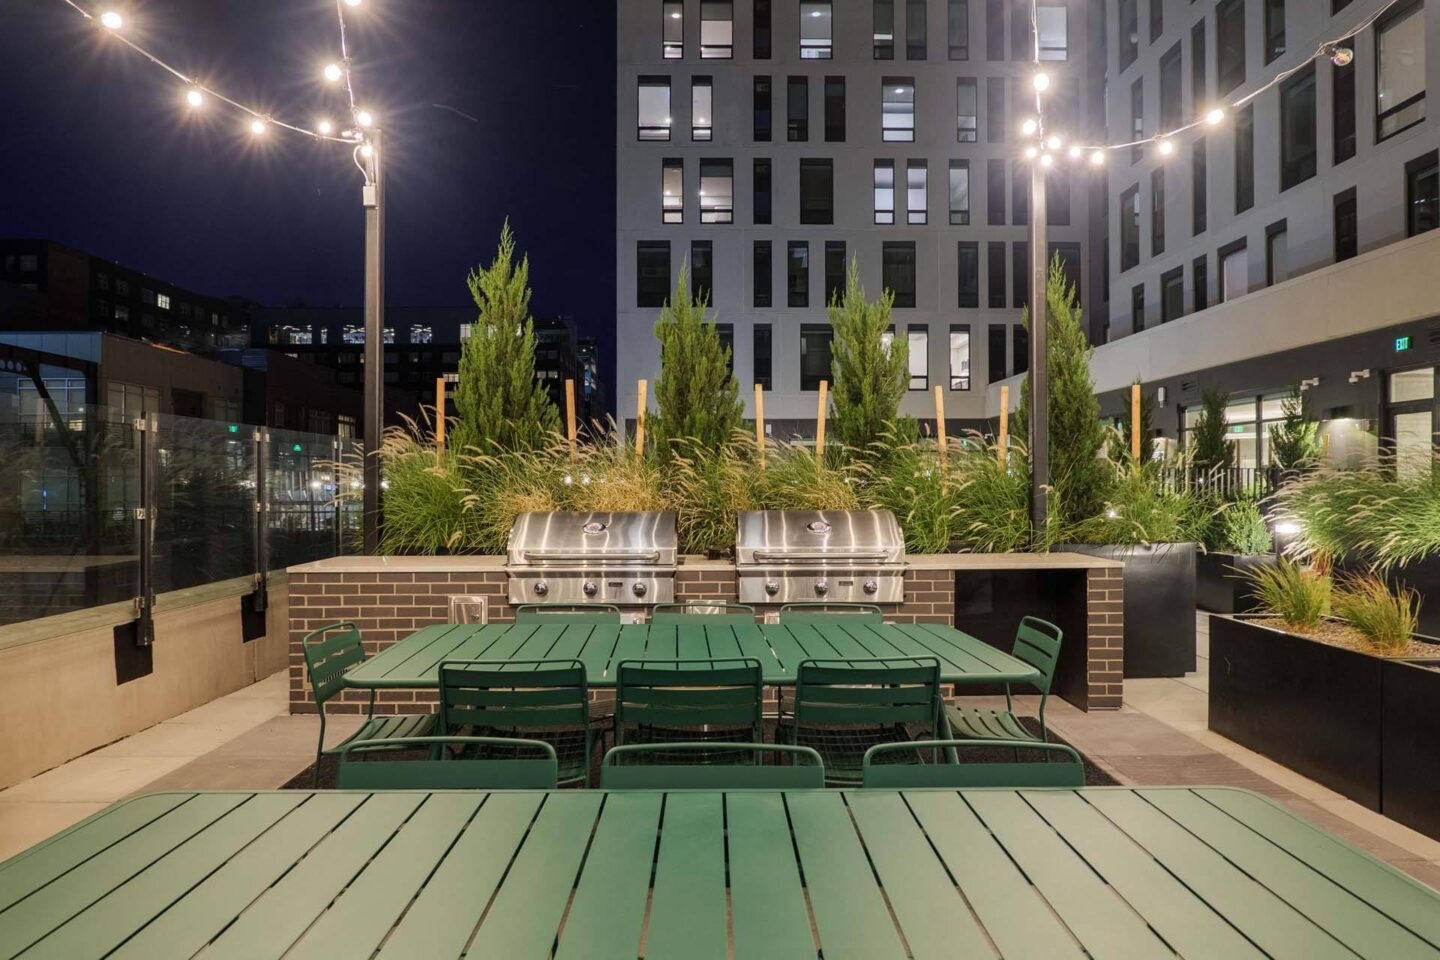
[1085,567,1125,710]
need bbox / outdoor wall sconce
[1299,377,1320,391]
[1155,386,1167,407]
[1348,369,1372,384]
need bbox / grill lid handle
[522,549,662,563]
[751,550,892,563]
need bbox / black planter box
[1380,658,1440,840]
[1063,542,1196,678]
[1196,552,1274,614]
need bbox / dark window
[1010,0,1030,60]
[716,323,735,373]
[1334,188,1358,262]
[1119,0,1138,71]
[663,158,683,224]
[986,0,1004,61]
[753,323,772,389]
[1046,168,1070,226]
[1012,160,1028,226]
[1012,241,1029,310]
[1120,184,1140,271]
[1012,323,1028,376]
[956,78,978,141]
[1193,255,1209,312]
[753,158,772,224]
[1150,0,1163,41]
[957,241,979,307]
[949,160,971,224]
[754,76,772,141]
[1266,219,1288,286]
[1280,64,1316,191]
[1131,284,1146,331]
[986,77,1005,142]
[1235,104,1254,213]
[1216,0,1246,96]
[1407,150,1440,237]
[1263,0,1285,65]
[987,159,1006,225]
[987,324,1007,382]
[637,241,671,308]
[800,324,832,390]
[823,76,846,141]
[788,241,810,307]
[754,240,773,307]
[1377,1,1426,141]
[1333,39,1356,164]
[1160,43,1182,131]
[874,0,895,58]
[1151,168,1166,256]
[825,241,847,304]
[949,323,971,389]
[787,76,809,141]
[1192,137,1207,235]
[1191,19,1207,112]
[948,0,969,58]
[1130,78,1144,163]
[1161,268,1185,322]
[907,0,927,58]
[1049,241,1081,301]
[754,0,772,57]
[691,241,714,302]
[987,242,1006,308]
[799,159,834,224]
[883,242,917,307]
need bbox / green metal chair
[336,736,559,790]
[777,657,942,785]
[614,658,764,758]
[301,621,436,788]
[861,739,1084,789]
[650,602,757,625]
[600,743,825,789]
[777,602,885,624]
[437,659,597,786]
[946,616,1063,744]
[512,603,622,624]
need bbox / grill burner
[735,510,906,604]
[506,511,677,605]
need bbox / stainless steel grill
[506,511,677,605]
[735,510,906,604]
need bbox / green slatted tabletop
[340,620,1041,690]
[4,786,1439,959]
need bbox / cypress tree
[1190,387,1235,469]
[829,258,909,451]
[1268,387,1322,469]
[651,263,743,457]
[452,221,561,452]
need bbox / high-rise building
[616,0,1107,436]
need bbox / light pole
[1028,161,1049,534]
[361,129,385,553]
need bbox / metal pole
[362,129,385,553]
[252,428,270,613]
[1028,163,1049,534]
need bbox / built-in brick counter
[288,552,1124,714]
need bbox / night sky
[0,0,617,354]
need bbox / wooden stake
[998,385,1009,469]
[754,384,766,469]
[1130,382,1142,462]
[815,380,828,456]
[933,385,947,471]
[434,377,446,458]
[634,379,647,457]
[564,378,577,464]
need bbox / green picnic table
[4,786,1439,959]
[341,620,1042,690]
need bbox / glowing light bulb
[1205,107,1225,125]
[1046,134,1062,150]
[355,109,374,127]
[1157,138,1174,156]
[360,143,374,157]
[1021,118,1038,135]
[1040,153,1053,167]
[1068,145,1082,159]
[1024,145,1038,159]
[99,10,123,29]
[185,88,204,108]
[671,10,681,16]
[324,63,343,83]
[1329,45,1353,67]
[343,0,362,7]
[1032,71,1050,92]
[1089,150,1105,165]
[317,119,334,135]
[249,118,266,135]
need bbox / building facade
[616,0,1107,436]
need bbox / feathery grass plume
[949,433,1034,553]
[559,430,668,513]
[665,433,764,555]
[361,415,489,554]
[760,440,861,511]
[854,431,958,554]
[1332,574,1421,653]
[459,440,564,552]
[1046,457,1215,548]
[1240,559,1330,632]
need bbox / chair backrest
[793,658,941,733]
[861,739,1084,789]
[1011,616,1064,695]
[650,602,757,625]
[448,595,489,624]
[438,659,590,734]
[512,604,622,624]
[600,743,825,789]
[336,736,559,790]
[615,658,763,743]
[301,621,366,708]
[778,602,885,624]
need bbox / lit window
[692,77,713,141]
[1377,1,1425,140]
[663,0,683,58]
[1219,243,1248,302]
[874,160,896,224]
[699,158,734,223]
[700,1,733,58]
[638,76,672,141]
[882,78,915,141]
[343,325,365,344]
[949,324,971,390]
[800,1,833,59]
[156,293,171,310]
[410,324,433,344]
[383,327,396,345]
[907,324,928,390]
[663,158,684,223]
[949,160,970,225]
[906,160,927,224]
[1036,4,1066,60]
[115,304,129,322]
[956,78,977,141]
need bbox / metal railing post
[252,429,270,613]
[133,413,157,646]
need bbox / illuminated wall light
[1205,107,1225,125]
[99,10,124,29]
[324,63,343,82]
[185,88,204,108]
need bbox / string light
[185,87,203,108]
[1021,118,1038,135]
[99,10,122,29]
[1157,138,1174,156]
[355,109,375,128]
[1045,134,1062,150]
[1032,71,1050,92]
[1068,145,1082,160]
[249,118,267,135]
[343,0,362,6]
[1089,150,1105,166]
[323,63,343,82]
[317,119,334,135]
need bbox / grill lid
[734,510,905,566]
[506,511,678,567]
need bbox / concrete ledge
[906,552,1124,570]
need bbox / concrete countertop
[287,555,508,573]
[905,552,1125,570]
[289,551,1123,573]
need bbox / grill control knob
[582,580,598,597]
[533,581,549,597]
[764,580,780,596]
[814,580,830,596]
[863,579,879,595]
[631,582,648,598]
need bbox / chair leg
[313,747,323,788]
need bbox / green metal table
[341,620,1042,690]
[4,787,1439,959]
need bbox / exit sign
[1396,335,1413,352]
